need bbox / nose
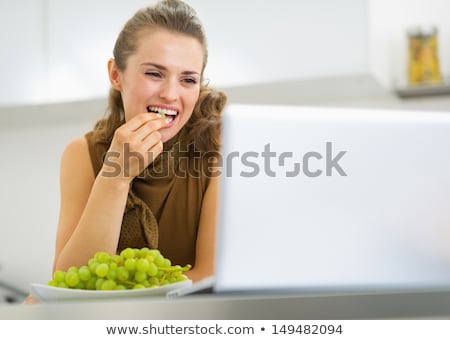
[159,78,179,102]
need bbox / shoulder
[63,130,110,176]
[60,135,94,179]
[62,135,89,162]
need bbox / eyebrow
[141,62,200,76]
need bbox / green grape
[148,277,159,286]
[161,258,171,267]
[133,284,145,289]
[95,251,110,263]
[120,248,135,260]
[101,279,117,290]
[78,266,91,281]
[147,262,158,277]
[135,271,147,283]
[136,258,150,273]
[88,259,99,274]
[116,266,129,282]
[57,281,68,288]
[159,278,169,285]
[148,249,161,258]
[154,255,170,267]
[95,278,105,290]
[48,247,191,291]
[106,269,117,281]
[139,247,151,257]
[65,272,80,287]
[75,281,86,289]
[47,280,57,287]
[111,254,123,265]
[53,270,65,283]
[67,266,78,274]
[86,277,97,290]
[170,271,183,280]
[95,263,109,277]
[124,258,137,272]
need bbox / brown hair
[94,0,227,152]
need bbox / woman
[52,0,226,283]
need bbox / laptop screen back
[215,104,450,294]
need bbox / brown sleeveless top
[84,129,211,267]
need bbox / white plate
[30,280,192,302]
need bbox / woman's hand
[101,113,166,183]
[23,295,39,305]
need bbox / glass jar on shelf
[407,26,442,86]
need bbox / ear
[108,58,122,91]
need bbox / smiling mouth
[147,106,178,123]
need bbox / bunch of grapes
[48,247,191,290]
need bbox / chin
[160,118,188,143]
[160,129,177,143]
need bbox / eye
[182,77,198,85]
[145,71,162,78]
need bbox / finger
[113,113,164,145]
[125,112,164,132]
[132,116,167,141]
[140,129,162,152]
[141,134,164,166]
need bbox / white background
[2,0,368,105]
[1,0,450,106]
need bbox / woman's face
[110,29,204,142]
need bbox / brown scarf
[116,129,187,253]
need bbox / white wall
[0,1,47,104]
[189,0,368,87]
[0,101,104,293]
[2,1,450,105]
[0,0,368,106]
[0,125,86,292]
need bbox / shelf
[395,82,450,98]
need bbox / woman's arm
[185,175,219,282]
[53,113,166,272]
[52,136,129,271]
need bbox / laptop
[169,104,450,297]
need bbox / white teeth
[148,106,177,116]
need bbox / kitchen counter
[2,289,450,320]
